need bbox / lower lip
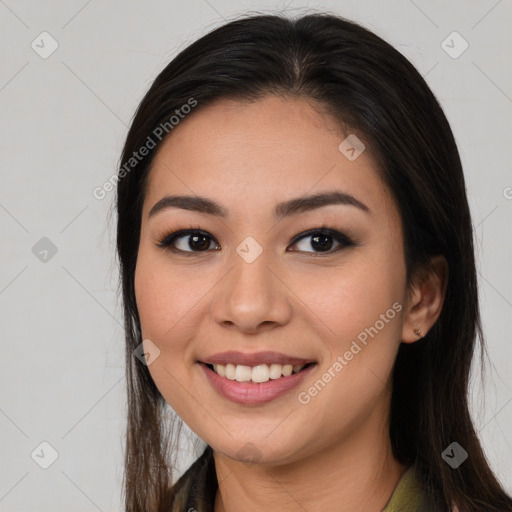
[199,362,316,406]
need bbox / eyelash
[155,223,357,256]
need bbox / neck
[213,409,407,512]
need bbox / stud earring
[413,328,423,337]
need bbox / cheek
[292,252,404,412]
[134,251,215,360]
[293,266,403,438]
[133,253,204,413]
[134,252,178,355]
[295,253,404,344]
[134,258,170,340]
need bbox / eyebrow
[148,190,370,219]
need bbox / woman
[115,12,512,512]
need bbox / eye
[156,226,356,255]
[156,228,220,254]
[288,228,356,254]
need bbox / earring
[413,328,423,337]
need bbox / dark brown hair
[115,11,512,512]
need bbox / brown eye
[288,228,355,254]
[157,230,220,253]
[156,227,355,255]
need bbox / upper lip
[200,351,315,367]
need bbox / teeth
[252,364,269,383]
[225,363,236,380]
[211,363,307,382]
[234,365,252,382]
[282,364,293,377]
[269,363,282,379]
[216,364,226,378]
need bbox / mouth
[203,361,316,383]
[198,360,318,406]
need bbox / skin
[134,94,447,512]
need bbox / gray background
[1,0,511,510]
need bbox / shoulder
[382,465,441,512]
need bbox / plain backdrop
[1,0,511,510]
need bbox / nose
[210,247,293,334]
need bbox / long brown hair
[115,12,512,511]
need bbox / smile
[199,361,317,406]
[207,362,315,383]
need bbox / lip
[200,350,315,367]
[199,361,316,406]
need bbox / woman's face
[134,95,410,465]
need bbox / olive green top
[170,446,438,511]
[381,464,437,512]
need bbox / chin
[209,435,310,468]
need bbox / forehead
[143,95,395,221]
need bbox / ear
[401,254,449,343]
